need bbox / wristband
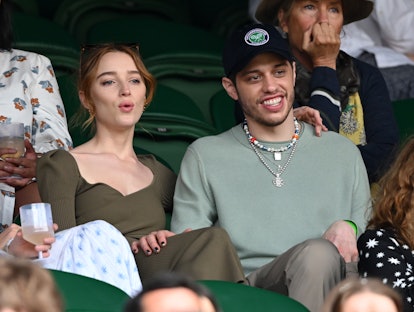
[344,220,358,236]
[4,237,14,254]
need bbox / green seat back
[199,280,310,312]
[11,0,39,15]
[86,16,224,58]
[56,74,92,147]
[148,84,207,123]
[86,16,225,123]
[134,118,215,174]
[392,98,414,143]
[54,0,191,43]
[209,89,237,133]
[49,270,130,312]
[12,12,79,77]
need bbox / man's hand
[323,220,358,262]
[293,106,328,136]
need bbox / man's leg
[246,238,345,312]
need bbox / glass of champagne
[0,122,25,178]
[19,203,55,259]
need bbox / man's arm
[171,144,216,233]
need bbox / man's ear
[221,77,239,101]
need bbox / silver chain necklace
[250,141,297,187]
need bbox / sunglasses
[79,43,140,66]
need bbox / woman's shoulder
[10,49,52,65]
[42,148,71,160]
[358,227,405,248]
[39,149,75,167]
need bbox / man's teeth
[263,98,281,106]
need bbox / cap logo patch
[244,28,269,46]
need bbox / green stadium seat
[209,89,238,133]
[392,98,414,143]
[11,0,39,15]
[148,84,207,124]
[199,280,310,312]
[86,16,225,122]
[56,74,91,147]
[54,0,191,43]
[134,117,216,174]
[12,12,79,77]
[49,269,130,312]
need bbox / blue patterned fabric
[37,220,142,297]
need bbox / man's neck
[245,116,297,143]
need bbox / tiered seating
[12,12,79,77]
[86,16,225,124]
[53,0,191,43]
[200,280,310,312]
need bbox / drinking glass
[0,122,25,178]
[19,203,55,259]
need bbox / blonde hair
[0,258,63,312]
[321,277,403,312]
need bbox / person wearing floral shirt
[0,0,72,224]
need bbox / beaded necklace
[242,118,300,161]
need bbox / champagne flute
[19,203,55,259]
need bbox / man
[124,272,219,312]
[139,24,371,312]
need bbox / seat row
[13,0,251,40]
[50,269,309,312]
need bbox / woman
[321,277,403,312]
[35,43,245,286]
[0,0,72,224]
[254,0,399,183]
[358,136,414,312]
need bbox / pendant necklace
[250,140,297,187]
[243,118,299,161]
[244,118,300,187]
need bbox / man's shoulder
[302,123,356,148]
[189,126,239,150]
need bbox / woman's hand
[6,223,57,259]
[0,224,20,250]
[1,140,37,188]
[293,106,328,136]
[303,22,340,69]
[132,228,192,256]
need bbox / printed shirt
[358,228,414,312]
[0,49,73,224]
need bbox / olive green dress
[37,150,245,285]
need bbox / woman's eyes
[101,80,115,86]
[130,78,141,84]
[304,4,316,10]
[100,78,141,86]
